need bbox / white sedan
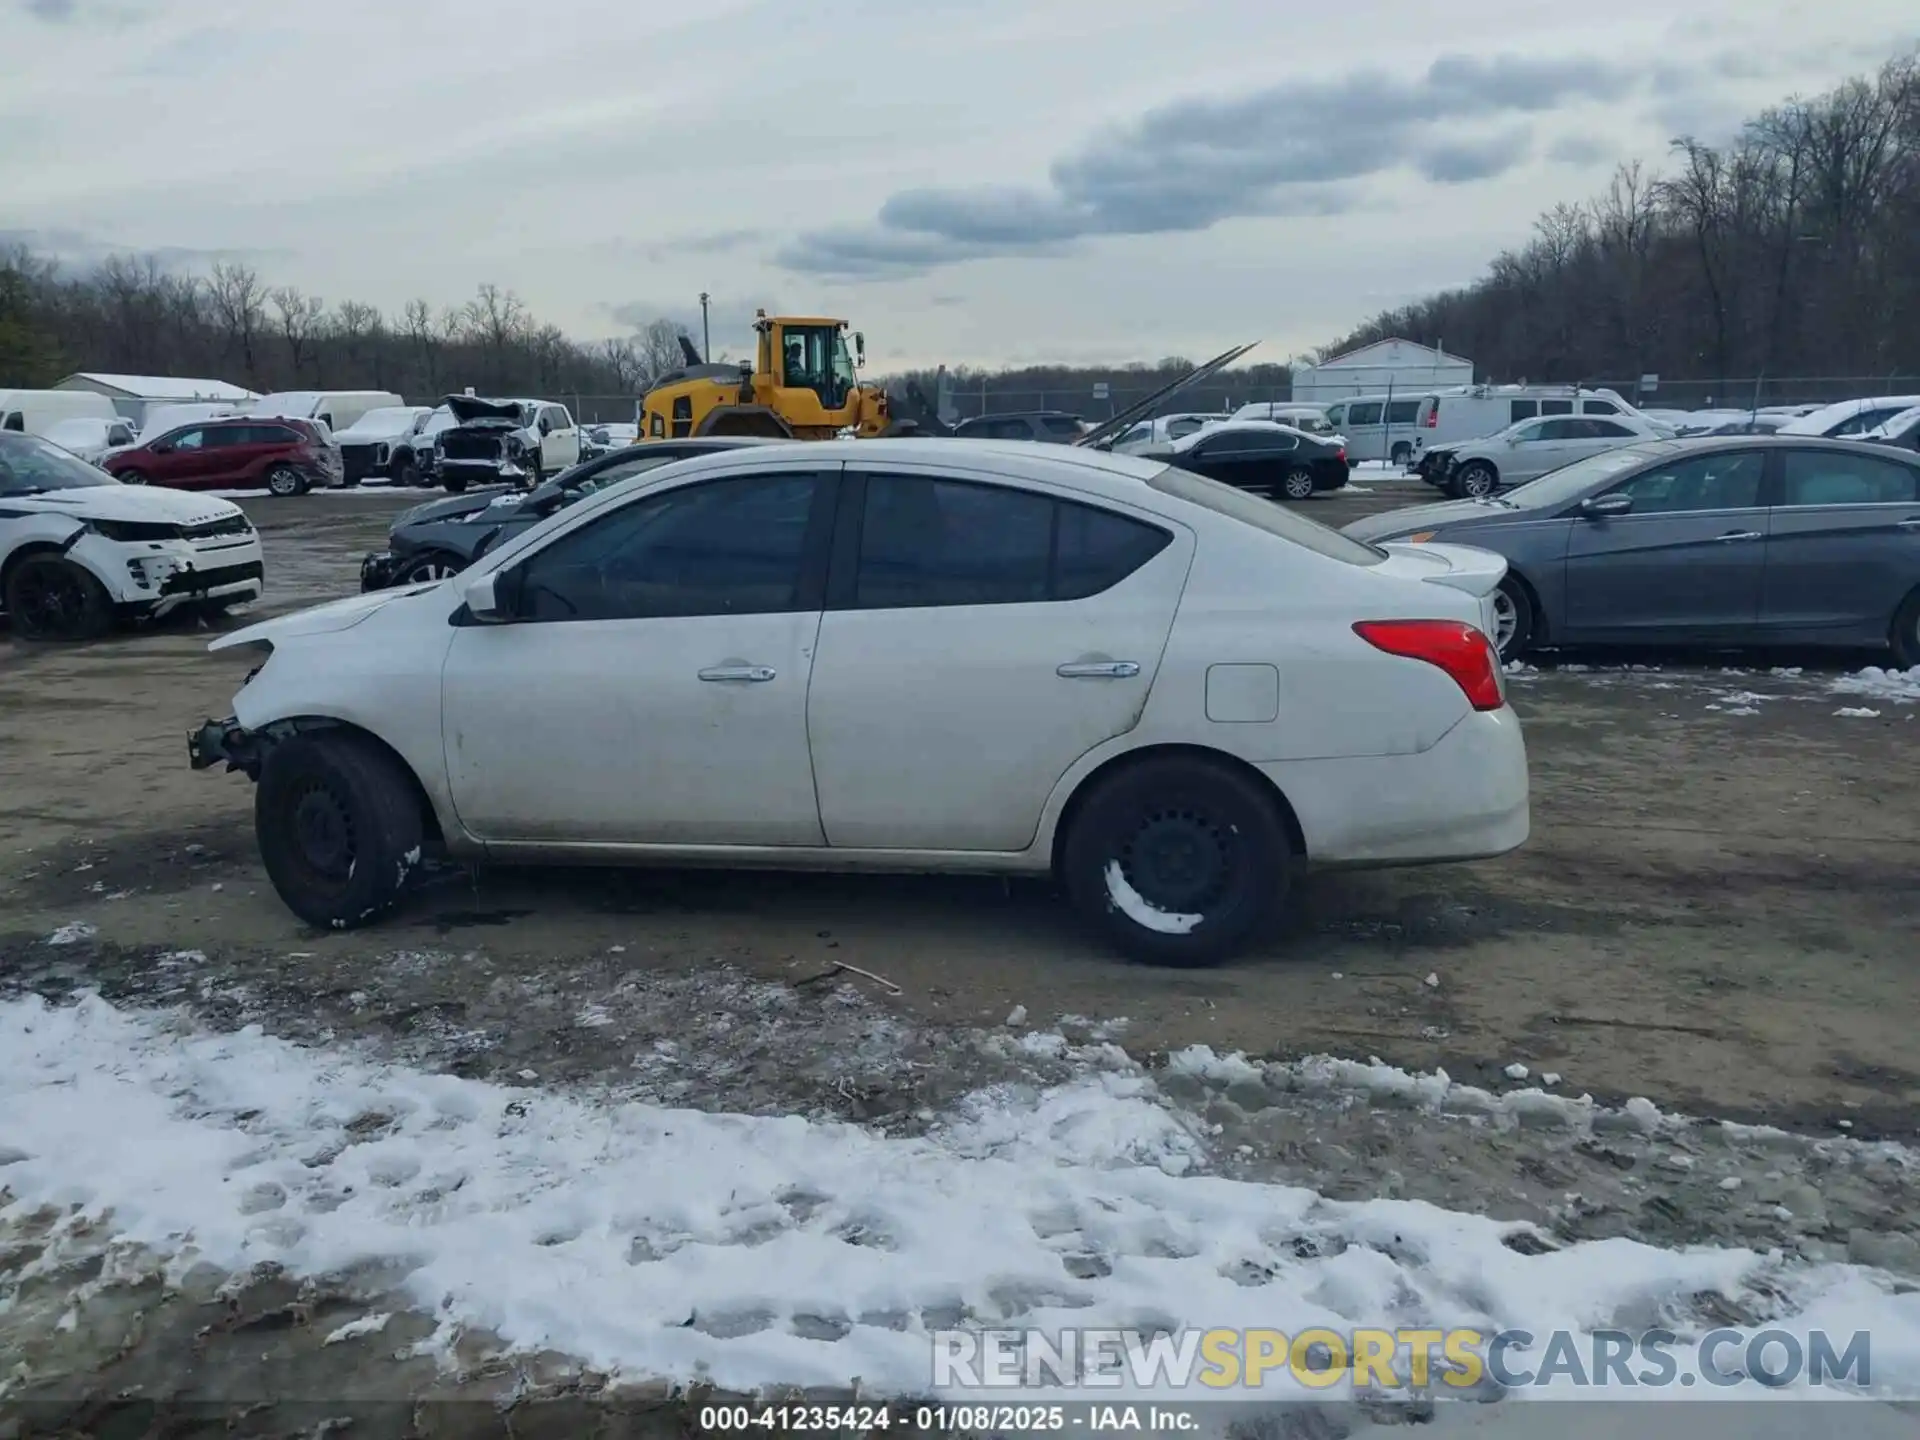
[189,440,1528,965]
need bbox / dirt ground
[4,478,1919,1435]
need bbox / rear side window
[1779,450,1920,506]
[1386,400,1420,425]
[1582,399,1620,414]
[853,475,1171,608]
[1540,399,1574,415]
[242,424,300,445]
[1040,415,1083,437]
[1148,464,1384,566]
[1509,400,1537,422]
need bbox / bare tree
[270,286,328,383]
[205,263,268,386]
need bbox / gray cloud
[779,52,1649,277]
[0,226,288,273]
[600,296,779,357]
[1547,134,1613,167]
[23,0,75,16]
[594,228,767,265]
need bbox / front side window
[853,475,1171,609]
[514,473,822,622]
[1541,399,1574,416]
[1348,402,1383,425]
[167,429,206,450]
[1585,419,1636,438]
[1583,399,1620,414]
[1510,400,1538,423]
[1779,450,1920,507]
[1831,407,1903,437]
[1604,452,1766,514]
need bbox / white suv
[1,432,264,641]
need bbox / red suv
[105,418,342,497]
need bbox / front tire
[118,469,149,486]
[265,465,308,497]
[4,555,113,642]
[1281,465,1317,500]
[255,731,425,931]
[1061,756,1291,967]
[443,474,468,494]
[390,452,417,489]
[1454,461,1498,498]
[1493,576,1536,661]
[397,552,466,585]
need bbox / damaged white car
[187,439,1528,965]
[433,395,579,494]
[1,431,264,641]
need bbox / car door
[146,427,216,488]
[806,466,1193,851]
[1180,430,1270,490]
[541,405,580,472]
[1502,419,1577,482]
[1562,449,1770,639]
[1760,447,1920,636]
[438,467,838,845]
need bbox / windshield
[0,432,121,494]
[1148,464,1385,565]
[1497,445,1663,508]
[781,325,855,408]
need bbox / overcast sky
[4,0,1912,370]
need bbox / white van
[249,390,405,434]
[0,389,121,437]
[1411,385,1650,461]
[1322,394,1428,464]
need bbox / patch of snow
[1542,1072,1562,1087]
[1835,707,1883,718]
[1005,1005,1028,1027]
[44,922,97,946]
[1504,1062,1530,1080]
[1833,665,1920,704]
[1719,1177,1743,1192]
[1102,860,1200,935]
[1423,971,1440,988]
[1502,659,1537,675]
[8,996,1920,1402]
[323,1312,393,1345]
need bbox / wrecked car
[433,395,579,493]
[0,430,263,641]
[360,436,778,589]
[334,405,435,486]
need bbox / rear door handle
[1057,661,1140,679]
[1715,531,1763,543]
[698,665,776,682]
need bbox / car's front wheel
[1492,576,1536,661]
[443,474,468,494]
[265,465,308,497]
[4,555,113,642]
[1453,460,1498,498]
[1060,755,1291,966]
[255,731,425,930]
[390,451,416,488]
[1281,465,1317,500]
[117,468,148,486]
[397,552,466,584]
[1891,586,1920,669]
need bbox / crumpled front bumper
[188,715,264,775]
[75,533,266,616]
[361,550,400,592]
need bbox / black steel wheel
[255,731,425,930]
[4,555,113,642]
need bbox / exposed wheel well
[270,717,444,848]
[1,542,91,608]
[1049,744,1306,876]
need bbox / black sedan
[1139,422,1349,499]
[360,437,781,590]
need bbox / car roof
[603,436,1167,496]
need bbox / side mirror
[461,569,512,620]
[853,332,866,367]
[1580,493,1634,518]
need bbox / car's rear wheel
[1891,587,1920,669]
[391,452,416,488]
[1061,755,1291,966]
[1281,465,1317,500]
[265,465,307,497]
[118,469,148,486]
[4,555,113,642]
[1492,576,1536,661]
[1454,461,1498,498]
[443,474,468,494]
[398,552,465,584]
[1390,441,1413,466]
[255,731,425,930]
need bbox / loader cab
[759,314,857,416]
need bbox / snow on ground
[1832,666,1920,704]
[6,993,1920,1404]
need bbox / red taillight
[1353,619,1504,711]
[1423,405,1438,428]
[1335,447,1347,463]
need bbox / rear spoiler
[1073,342,1260,450]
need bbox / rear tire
[118,469,149,486]
[443,475,468,494]
[255,731,425,931]
[1493,576,1536,661]
[1390,442,1412,466]
[1454,461,1497,498]
[265,465,307,497]
[1060,756,1291,967]
[1892,587,1920,669]
[4,555,113,642]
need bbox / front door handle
[1714,531,1762,543]
[698,665,777,682]
[1057,661,1140,679]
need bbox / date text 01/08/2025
[697,1405,1200,1432]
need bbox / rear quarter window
[1146,464,1384,566]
